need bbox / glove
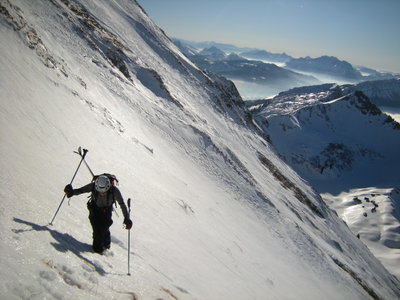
[64,184,74,198]
[124,218,133,230]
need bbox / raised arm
[64,182,94,197]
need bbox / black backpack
[89,173,119,208]
[92,173,119,187]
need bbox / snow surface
[323,188,400,279]
[1,0,399,299]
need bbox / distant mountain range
[286,56,362,80]
[173,38,399,89]
[173,39,321,94]
[192,49,319,86]
[172,39,253,54]
[240,49,292,63]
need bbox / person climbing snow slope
[64,174,133,254]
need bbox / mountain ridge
[251,85,400,189]
[175,38,400,83]
[285,56,363,80]
[250,83,400,199]
[250,86,400,278]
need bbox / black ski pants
[88,204,113,253]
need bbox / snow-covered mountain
[251,84,400,191]
[1,1,400,300]
[349,79,400,108]
[250,84,400,279]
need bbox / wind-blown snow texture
[1,1,399,299]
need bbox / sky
[138,0,400,73]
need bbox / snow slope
[324,187,400,280]
[1,0,399,299]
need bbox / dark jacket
[73,183,129,219]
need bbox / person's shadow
[12,218,107,275]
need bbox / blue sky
[138,0,400,73]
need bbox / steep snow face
[1,1,400,299]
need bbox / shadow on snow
[12,217,107,276]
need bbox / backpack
[89,173,119,208]
[92,173,119,187]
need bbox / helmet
[94,175,111,193]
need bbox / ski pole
[127,198,131,276]
[49,148,88,225]
[74,147,94,177]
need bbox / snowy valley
[1,1,400,300]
